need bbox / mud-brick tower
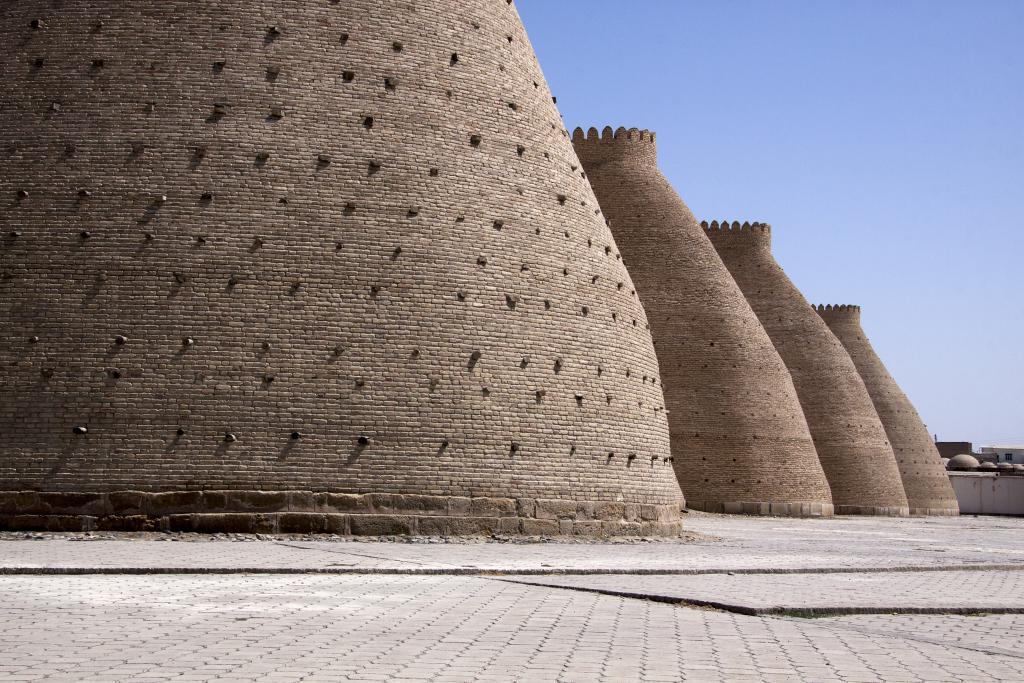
[707,222,909,516]
[816,306,959,515]
[0,1,686,535]
[573,127,833,516]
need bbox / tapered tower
[816,305,958,515]
[707,221,908,515]
[0,1,684,535]
[574,127,833,516]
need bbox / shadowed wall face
[0,1,685,536]
[708,222,909,516]
[816,306,959,515]
[574,127,833,517]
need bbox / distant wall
[936,442,973,459]
[949,474,1024,515]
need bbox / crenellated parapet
[702,220,772,251]
[814,304,862,325]
[572,126,658,170]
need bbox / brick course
[0,1,684,534]
[815,305,958,515]
[707,221,909,516]
[573,127,833,516]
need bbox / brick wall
[574,127,833,517]
[0,1,684,534]
[815,306,959,515]
[708,221,909,516]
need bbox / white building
[978,445,1024,464]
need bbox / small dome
[947,454,980,470]
[978,462,998,470]
[997,462,1014,470]
[1013,464,1024,471]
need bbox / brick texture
[815,306,959,515]
[0,1,685,534]
[573,127,833,516]
[707,221,909,516]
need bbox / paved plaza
[2,514,1023,682]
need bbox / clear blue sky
[518,0,1023,447]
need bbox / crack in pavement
[492,577,1024,661]
[491,577,1024,618]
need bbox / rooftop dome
[947,454,980,470]
[978,462,998,470]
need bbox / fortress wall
[707,221,909,516]
[816,306,959,515]
[574,127,834,517]
[0,1,684,535]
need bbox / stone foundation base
[908,506,960,517]
[0,491,683,538]
[834,505,910,517]
[687,500,834,517]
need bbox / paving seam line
[271,541,463,570]
[2,563,1023,576]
